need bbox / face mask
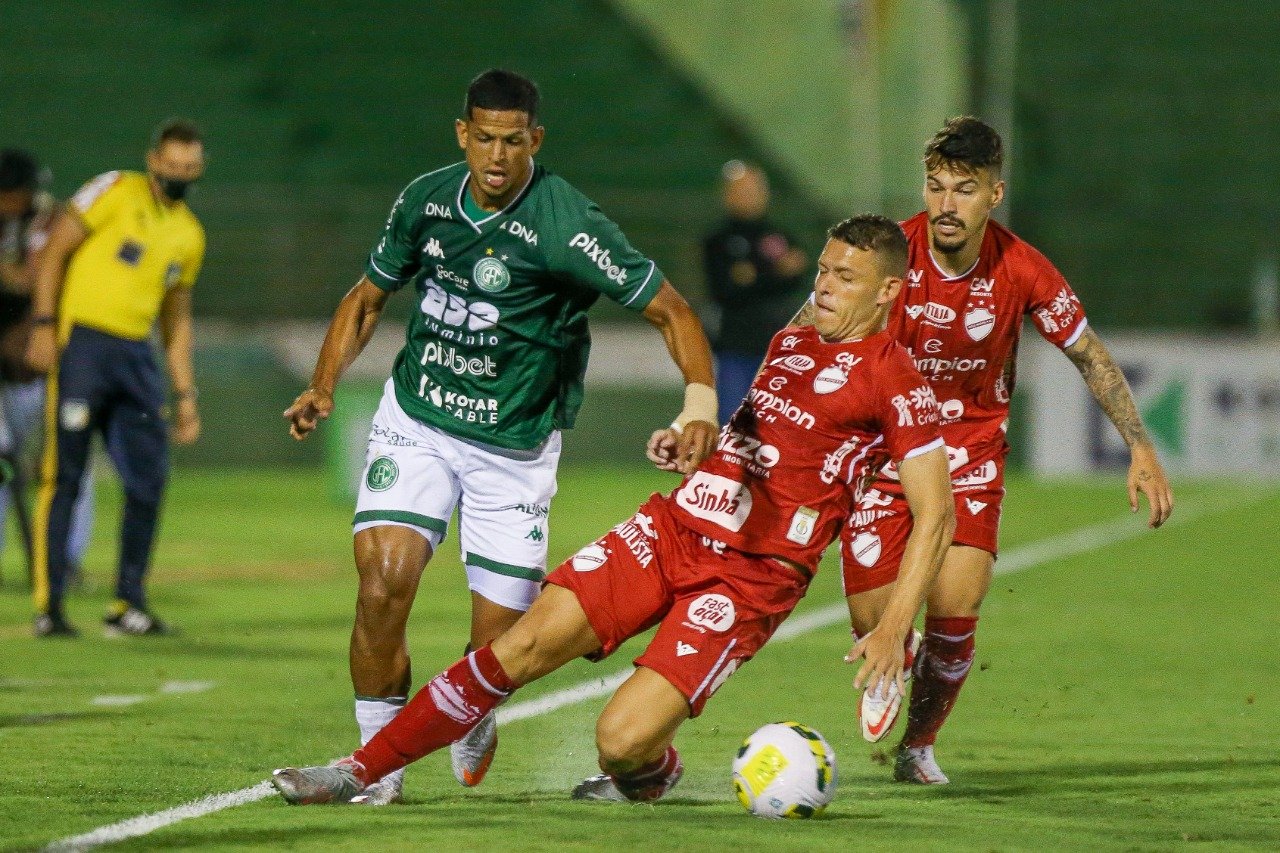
[155,175,194,202]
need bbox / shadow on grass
[0,709,115,729]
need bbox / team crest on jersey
[473,256,511,293]
[964,307,996,341]
[366,456,399,491]
[849,532,882,567]
[572,543,609,572]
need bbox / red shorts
[841,456,1005,595]
[545,494,808,717]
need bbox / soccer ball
[732,721,837,819]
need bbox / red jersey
[885,212,1088,480]
[671,325,943,570]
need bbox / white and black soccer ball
[732,721,837,819]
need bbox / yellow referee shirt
[60,171,205,342]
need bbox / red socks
[352,645,514,784]
[902,616,977,748]
[610,746,683,802]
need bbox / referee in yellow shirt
[26,119,205,637]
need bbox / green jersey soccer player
[284,70,717,804]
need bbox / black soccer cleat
[34,612,80,638]
[104,605,172,637]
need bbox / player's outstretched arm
[847,446,954,696]
[284,276,390,440]
[1063,327,1174,527]
[641,281,717,474]
[24,212,88,375]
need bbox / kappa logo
[966,498,988,515]
[676,641,698,657]
[422,237,445,259]
[965,306,996,341]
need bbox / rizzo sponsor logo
[746,387,816,429]
[676,471,752,532]
[568,232,628,284]
[718,430,780,476]
[686,593,736,632]
[420,340,498,377]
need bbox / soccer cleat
[348,775,402,805]
[893,744,950,785]
[271,760,366,805]
[859,629,922,742]
[571,774,626,801]
[34,613,79,638]
[103,604,171,637]
[450,709,498,787]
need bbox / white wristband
[672,382,717,432]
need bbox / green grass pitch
[1,466,1277,851]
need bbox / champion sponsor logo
[676,641,698,657]
[940,399,965,422]
[568,232,628,284]
[965,306,996,341]
[923,338,943,354]
[746,387,816,429]
[965,498,988,515]
[924,302,957,324]
[572,543,608,572]
[422,237,445,258]
[813,365,848,394]
[850,532,883,567]
[676,471,752,532]
[914,355,989,376]
[420,340,498,377]
[501,219,538,245]
[686,593,736,632]
[769,354,815,374]
[423,202,454,220]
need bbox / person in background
[0,149,93,584]
[25,121,205,638]
[701,160,808,423]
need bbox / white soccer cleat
[450,709,497,787]
[571,774,626,801]
[859,629,921,742]
[893,744,950,785]
[348,775,402,805]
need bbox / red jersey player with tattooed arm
[795,117,1174,784]
[270,215,956,806]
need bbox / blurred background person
[25,121,205,638]
[701,160,808,424]
[0,148,94,586]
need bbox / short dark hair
[924,116,1003,176]
[827,214,909,278]
[150,118,203,150]
[464,69,539,124]
[0,148,40,192]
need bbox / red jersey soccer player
[271,215,956,806]
[799,118,1175,785]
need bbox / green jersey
[365,162,665,449]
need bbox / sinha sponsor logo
[924,302,957,324]
[769,354,815,374]
[746,387,816,429]
[501,219,538,245]
[568,232,628,284]
[676,471,752,532]
[420,340,498,377]
[914,355,989,375]
[423,202,454,220]
[686,593,736,632]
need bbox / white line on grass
[44,498,1238,852]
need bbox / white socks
[355,696,406,788]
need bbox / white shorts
[353,380,561,611]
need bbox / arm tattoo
[1063,327,1151,448]
[789,301,815,327]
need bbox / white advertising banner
[1025,333,1280,475]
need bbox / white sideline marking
[89,696,149,708]
[43,500,1238,851]
[159,680,217,695]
